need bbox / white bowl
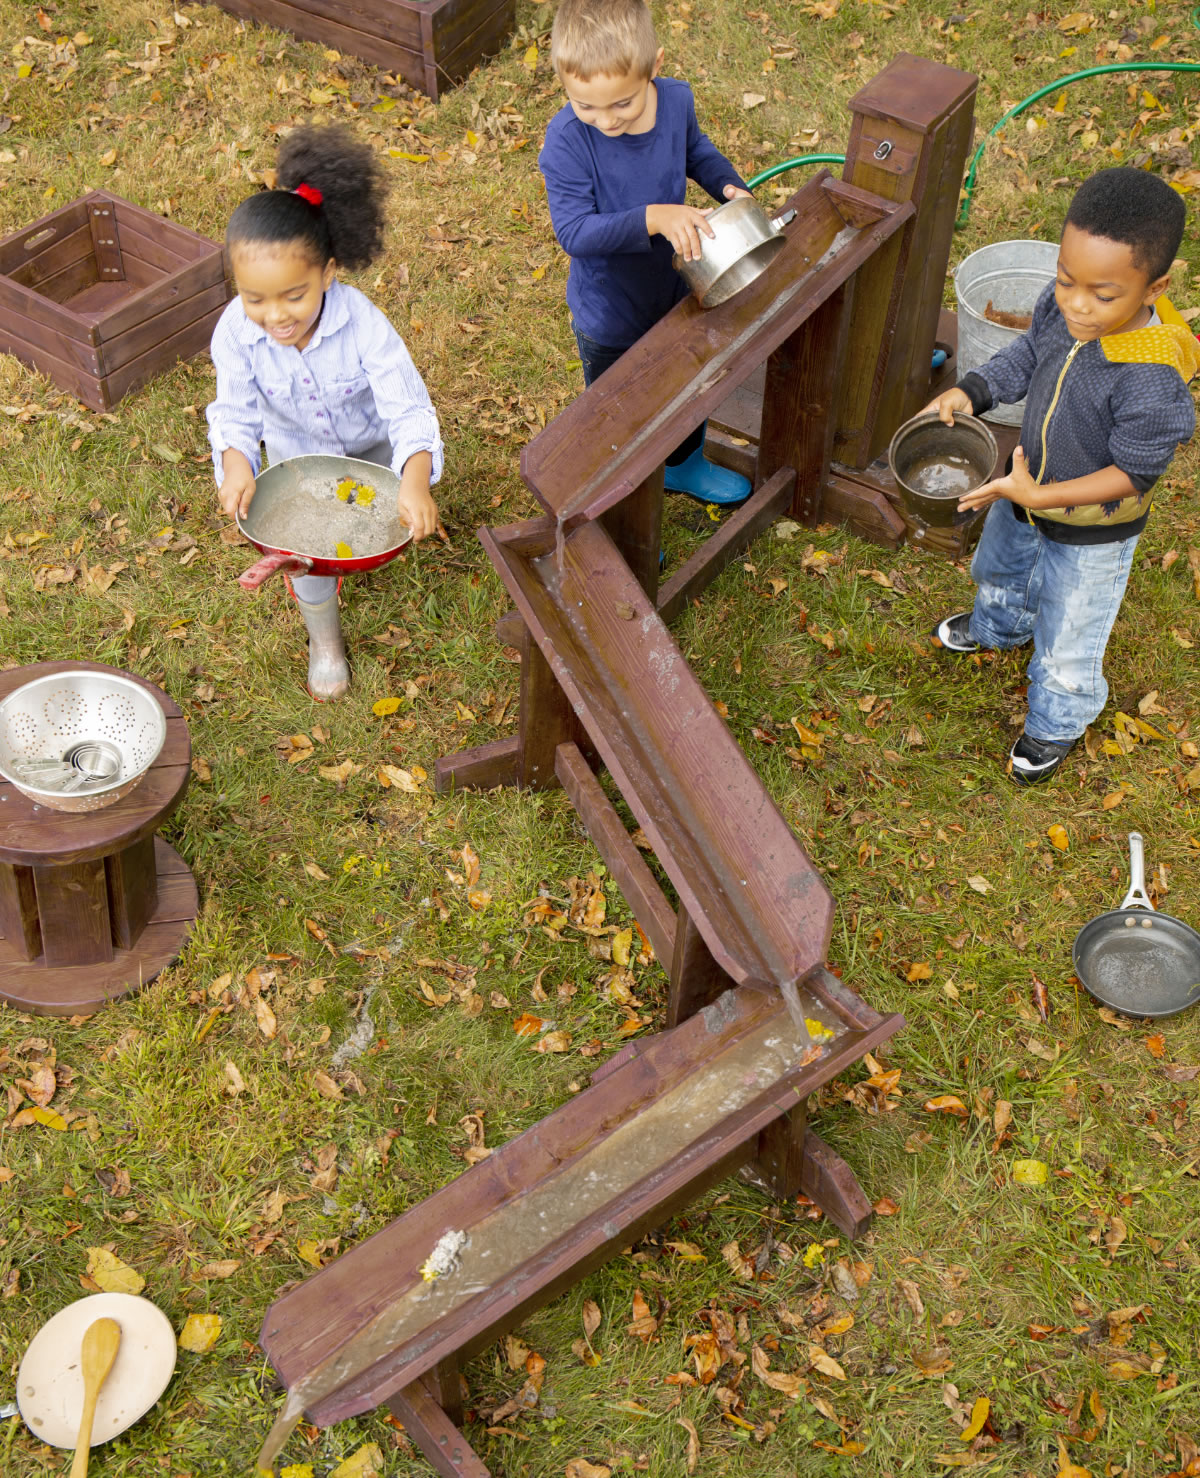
[0,670,167,813]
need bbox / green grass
[2,1,1200,1475]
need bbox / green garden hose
[745,60,1200,227]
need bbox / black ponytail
[225,124,388,273]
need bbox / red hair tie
[293,183,323,207]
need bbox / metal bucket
[888,411,997,529]
[953,239,1058,427]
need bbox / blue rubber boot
[662,445,751,506]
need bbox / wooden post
[667,910,735,1028]
[600,469,664,602]
[832,53,978,469]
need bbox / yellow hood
[1100,296,1200,382]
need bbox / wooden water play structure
[257,55,978,1475]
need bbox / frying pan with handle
[1072,831,1200,1019]
[234,454,413,591]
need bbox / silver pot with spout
[672,197,796,308]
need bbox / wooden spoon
[69,1317,121,1477]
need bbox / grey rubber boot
[295,592,350,701]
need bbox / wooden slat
[667,908,731,1028]
[483,517,833,991]
[33,858,112,967]
[387,1379,490,1478]
[100,307,225,406]
[259,978,902,1428]
[205,0,423,76]
[106,833,158,950]
[0,309,104,382]
[0,198,91,275]
[656,465,794,625]
[553,742,676,966]
[9,223,97,293]
[519,174,912,521]
[0,862,40,961]
[87,200,124,283]
[0,276,99,350]
[109,196,225,264]
[99,280,228,373]
[435,735,520,794]
[94,257,226,342]
[428,0,513,94]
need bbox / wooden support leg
[32,858,112,967]
[0,860,40,962]
[515,625,590,792]
[105,833,158,950]
[667,908,735,1029]
[600,468,663,602]
[757,281,854,527]
[753,1095,809,1199]
[799,1128,874,1240]
[388,1375,491,1478]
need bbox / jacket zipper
[1034,340,1083,486]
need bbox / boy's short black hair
[1064,166,1185,282]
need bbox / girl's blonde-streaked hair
[550,0,660,81]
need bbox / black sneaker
[1009,733,1078,786]
[932,611,982,652]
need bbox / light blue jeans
[264,437,392,603]
[967,502,1138,742]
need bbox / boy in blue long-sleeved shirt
[928,168,1198,785]
[539,0,751,505]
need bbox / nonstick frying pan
[1073,831,1200,1019]
[235,453,412,591]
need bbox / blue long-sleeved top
[539,76,747,349]
[206,278,443,485]
[959,283,1195,543]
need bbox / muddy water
[247,480,408,559]
[257,997,841,1470]
[902,453,981,500]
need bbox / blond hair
[550,0,660,82]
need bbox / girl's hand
[399,485,438,542]
[217,449,256,520]
[646,203,716,262]
[922,387,972,425]
[958,445,1038,512]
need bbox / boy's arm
[540,130,653,258]
[958,448,1141,512]
[958,281,1060,414]
[683,92,749,202]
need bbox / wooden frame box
[202,0,517,100]
[0,190,229,412]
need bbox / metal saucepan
[235,453,413,591]
[1073,831,1200,1019]
[888,410,998,530]
[672,197,797,308]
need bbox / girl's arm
[354,306,443,540]
[206,308,265,496]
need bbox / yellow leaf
[296,1239,325,1268]
[465,129,480,147]
[523,43,538,70]
[1052,91,1067,112]
[319,758,361,783]
[31,1106,68,1130]
[372,97,395,113]
[611,927,633,967]
[17,62,33,78]
[807,1346,846,1380]
[1011,1158,1049,1187]
[961,1395,990,1441]
[1056,1437,1094,1477]
[335,541,353,559]
[179,1313,222,1353]
[330,1444,384,1478]
[1149,33,1170,50]
[74,31,92,43]
[1101,790,1125,810]
[925,1095,969,1117]
[1047,824,1069,851]
[86,1247,145,1294]
[304,860,330,881]
[1105,1359,1145,1381]
[280,1467,315,1478]
[372,696,401,716]
[377,764,418,791]
[387,150,430,163]
[309,87,336,105]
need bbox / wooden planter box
[204,0,516,100]
[0,191,228,412]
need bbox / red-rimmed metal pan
[235,454,413,591]
[1072,831,1200,1020]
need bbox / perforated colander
[0,670,167,812]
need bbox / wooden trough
[0,191,228,412]
[257,55,977,1476]
[198,0,517,101]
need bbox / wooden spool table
[0,662,198,1017]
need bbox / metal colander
[0,670,167,813]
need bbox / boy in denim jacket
[929,168,1198,784]
[538,0,752,505]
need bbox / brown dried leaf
[626,1289,658,1342]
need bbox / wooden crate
[0,191,228,413]
[202,0,517,100]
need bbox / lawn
[1,1,1199,1476]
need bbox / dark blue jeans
[573,326,703,467]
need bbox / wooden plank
[87,200,124,284]
[8,222,97,294]
[112,215,189,277]
[515,623,587,792]
[0,276,99,349]
[434,734,520,794]
[0,198,91,275]
[0,308,104,380]
[259,980,902,1429]
[798,1128,875,1240]
[387,1379,490,1478]
[105,833,158,951]
[0,322,105,406]
[483,518,834,990]
[656,465,795,625]
[820,470,907,549]
[93,258,227,343]
[0,861,40,961]
[32,858,113,968]
[667,909,732,1028]
[108,196,226,264]
[428,0,514,95]
[205,0,424,77]
[553,742,676,966]
[519,173,911,521]
[599,469,663,602]
[101,306,226,406]
[757,281,853,525]
[754,1099,809,1200]
[99,280,229,373]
